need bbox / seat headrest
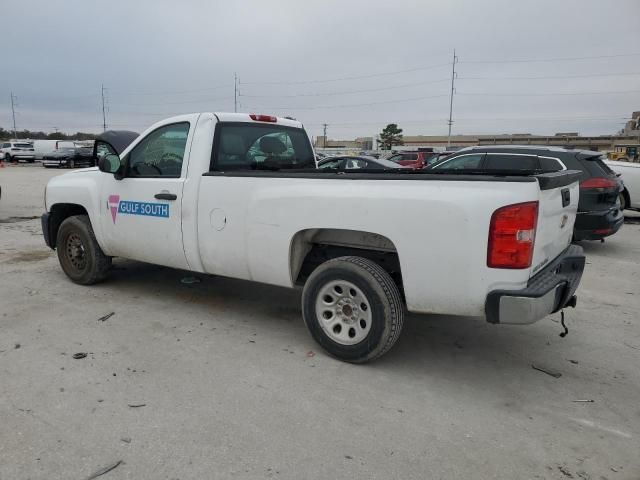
[221,134,246,155]
[260,136,287,155]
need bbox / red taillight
[249,113,277,123]
[579,177,617,190]
[487,201,539,269]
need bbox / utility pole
[447,49,458,147]
[10,92,18,139]
[234,73,238,113]
[322,123,328,149]
[101,84,107,132]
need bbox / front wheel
[56,215,111,285]
[302,256,404,363]
[68,159,75,168]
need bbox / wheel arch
[621,187,631,211]
[48,203,90,249]
[289,228,404,293]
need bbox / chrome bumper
[485,245,585,325]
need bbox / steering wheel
[160,152,182,163]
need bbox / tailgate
[529,171,581,277]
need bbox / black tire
[68,159,75,169]
[302,256,404,363]
[5,154,11,163]
[56,215,111,285]
[620,191,627,211]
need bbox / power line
[459,52,640,64]
[108,95,234,107]
[458,71,640,81]
[458,89,640,97]
[240,78,450,98]
[108,85,233,96]
[247,93,449,111]
[241,62,451,86]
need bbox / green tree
[378,123,403,150]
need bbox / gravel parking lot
[1,164,639,480]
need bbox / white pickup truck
[42,113,585,362]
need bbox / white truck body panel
[44,113,580,320]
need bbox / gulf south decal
[108,195,170,224]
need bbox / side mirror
[98,153,121,174]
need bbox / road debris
[120,437,131,444]
[84,460,123,480]
[557,464,573,477]
[73,352,88,359]
[180,276,201,284]
[531,364,562,378]
[572,399,594,403]
[97,312,115,322]
[14,343,20,349]
[568,359,579,364]
[127,403,146,408]
[306,350,315,357]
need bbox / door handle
[155,192,177,201]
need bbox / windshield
[214,123,315,170]
[14,143,32,148]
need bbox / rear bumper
[485,244,585,325]
[573,207,623,240]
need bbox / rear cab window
[213,123,315,171]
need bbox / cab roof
[214,112,303,129]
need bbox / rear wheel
[56,215,111,285]
[68,159,75,168]
[302,256,404,363]
[5,154,11,163]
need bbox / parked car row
[42,146,95,168]
[1,141,36,162]
[318,145,628,242]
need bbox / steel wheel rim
[315,280,372,345]
[65,233,87,271]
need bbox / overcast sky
[0,0,639,140]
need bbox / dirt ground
[1,163,639,480]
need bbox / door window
[318,158,344,169]
[344,158,367,169]
[538,156,564,171]
[435,154,484,169]
[484,154,538,170]
[127,122,189,177]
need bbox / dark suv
[429,146,624,241]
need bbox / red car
[387,151,438,169]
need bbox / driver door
[99,121,192,269]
